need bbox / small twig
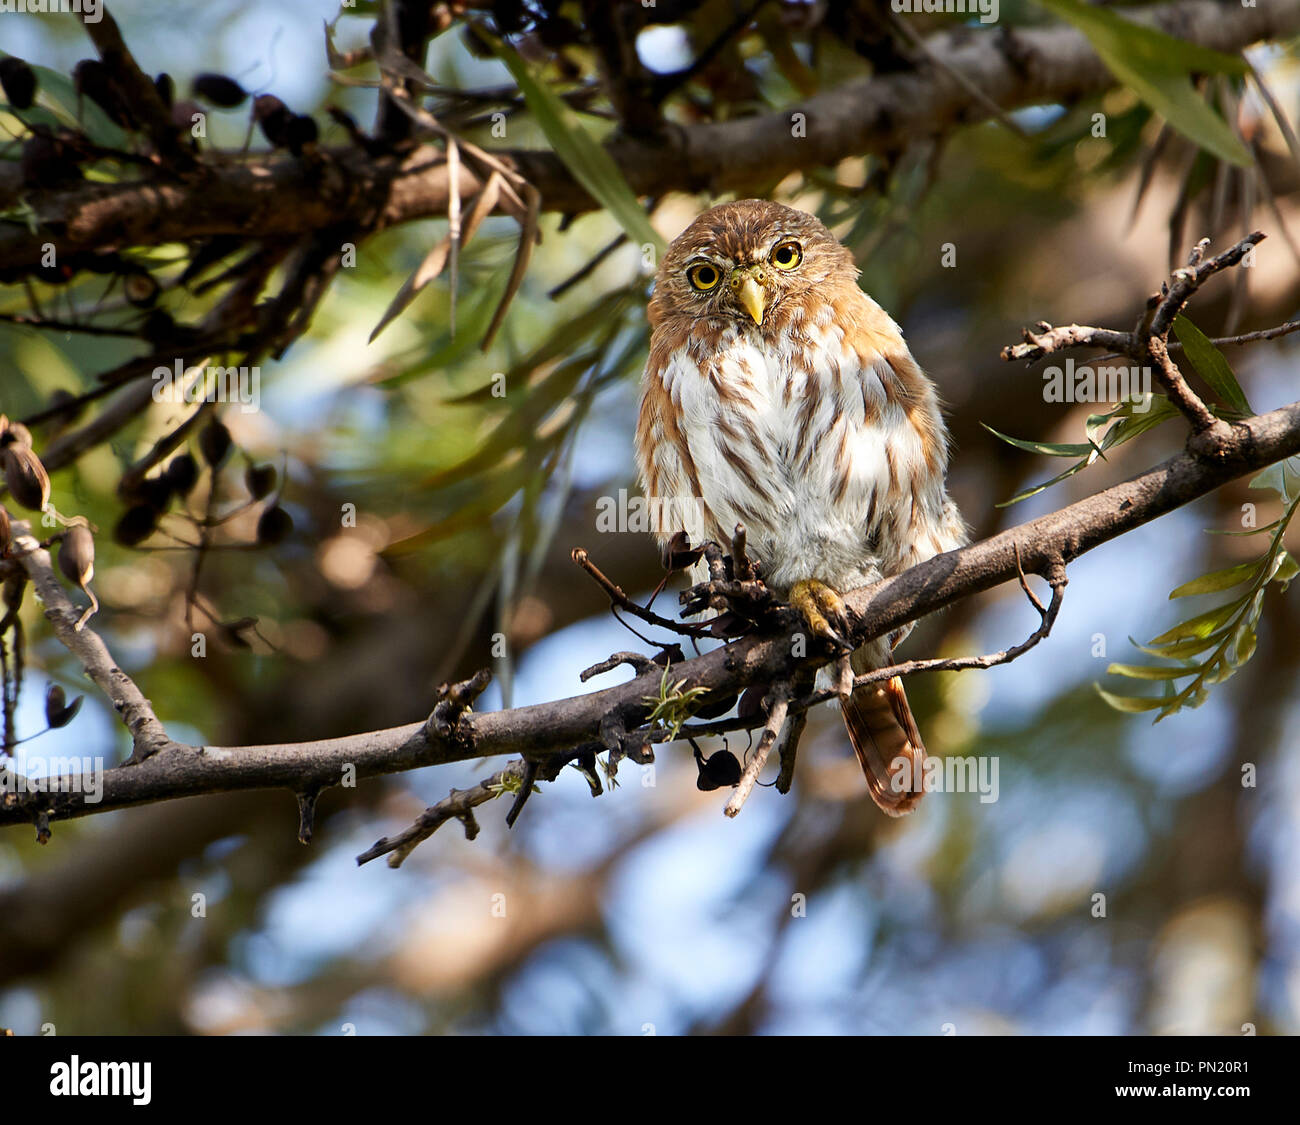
[669,551,1069,740]
[356,760,521,868]
[731,523,754,581]
[547,231,629,299]
[724,681,791,818]
[426,669,492,742]
[1000,322,1132,365]
[10,523,173,764]
[580,651,657,682]
[1143,233,1265,432]
[887,9,1028,139]
[1003,234,1263,436]
[505,757,541,828]
[572,547,713,638]
[774,708,807,795]
[803,551,1067,705]
[296,789,319,845]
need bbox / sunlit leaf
[1168,560,1260,598]
[1105,662,1191,680]
[1095,686,1168,713]
[1148,598,1245,643]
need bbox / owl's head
[649,199,857,329]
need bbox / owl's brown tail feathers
[840,676,926,816]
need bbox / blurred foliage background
[2,0,1300,1034]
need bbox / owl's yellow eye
[770,240,802,270]
[687,261,721,291]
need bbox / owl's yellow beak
[729,267,768,326]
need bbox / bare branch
[7,523,173,764]
[724,681,791,819]
[4,393,1300,836]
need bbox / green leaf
[1249,459,1300,502]
[1132,625,1234,659]
[495,44,664,254]
[1095,686,1168,713]
[1173,315,1252,414]
[1168,560,1260,599]
[1101,395,1180,450]
[1105,662,1192,681]
[1271,551,1299,589]
[1149,599,1246,643]
[1033,0,1250,167]
[1232,624,1257,666]
[996,456,1093,507]
[981,423,1093,458]
[28,63,128,150]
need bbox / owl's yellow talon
[790,579,852,652]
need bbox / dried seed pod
[141,308,177,346]
[3,575,22,618]
[192,72,247,108]
[164,453,199,496]
[286,113,318,156]
[124,473,173,512]
[153,71,174,109]
[114,504,158,547]
[72,59,132,128]
[3,445,50,512]
[198,418,232,467]
[256,504,293,545]
[694,745,741,792]
[252,93,292,148]
[244,463,276,500]
[45,684,84,729]
[708,611,751,638]
[84,252,126,275]
[21,128,82,189]
[737,684,767,721]
[651,644,686,667]
[58,523,98,630]
[0,418,29,447]
[123,269,159,308]
[327,106,385,156]
[661,529,704,572]
[58,524,94,587]
[0,56,37,110]
[691,688,739,721]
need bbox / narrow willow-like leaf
[1168,560,1261,599]
[1173,315,1252,414]
[496,43,664,254]
[981,423,1093,458]
[1033,0,1250,166]
[1131,626,1234,660]
[1148,598,1247,643]
[1095,686,1168,713]
[1105,662,1192,681]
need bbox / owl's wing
[635,343,711,551]
[834,288,969,568]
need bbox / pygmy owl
[635,199,966,815]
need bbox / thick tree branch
[2,0,1296,271]
[4,393,1300,834]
